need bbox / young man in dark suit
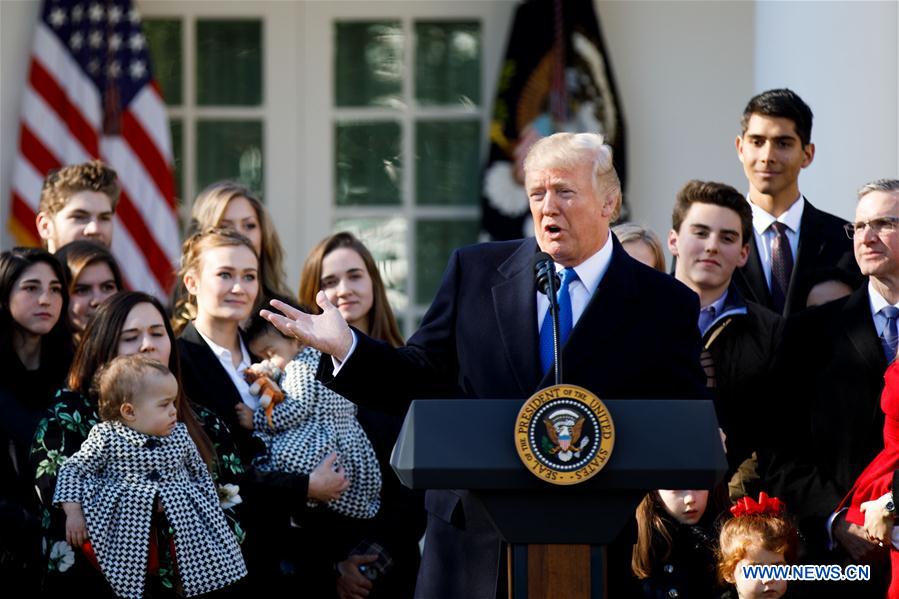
[668,180,783,496]
[763,179,899,597]
[263,132,708,599]
[734,88,859,317]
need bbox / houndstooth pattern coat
[53,421,246,598]
[253,347,381,519]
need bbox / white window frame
[302,0,516,332]
[138,0,303,286]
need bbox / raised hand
[261,292,354,361]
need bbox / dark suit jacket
[326,235,707,599]
[734,199,859,317]
[762,285,887,556]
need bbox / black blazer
[762,285,887,556]
[734,199,859,317]
[177,322,263,462]
[326,235,707,599]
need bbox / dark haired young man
[668,180,782,498]
[734,88,859,317]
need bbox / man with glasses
[762,179,899,597]
[733,88,860,316]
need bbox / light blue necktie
[882,306,899,361]
[698,305,717,337]
[540,267,578,374]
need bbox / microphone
[533,252,562,385]
[533,252,560,296]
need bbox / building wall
[2,0,897,268]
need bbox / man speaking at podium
[263,132,706,598]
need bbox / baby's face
[248,330,301,369]
[733,544,787,599]
[127,371,179,437]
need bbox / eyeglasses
[844,216,899,239]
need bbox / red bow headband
[730,492,785,518]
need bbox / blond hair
[39,160,120,215]
[175,227,259,327]
[523,132,621,219]
[613,223,666,272]
[717,514,798,584]
[172,183,289,333]
[94,355,171,422]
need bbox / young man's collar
[749,194,805,235]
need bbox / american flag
[9,0,178,298]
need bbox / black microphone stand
[536,262,561,386]
[546,268,563,385]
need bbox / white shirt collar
[749,195,805,236]
[195,327,251,369]
[868,280,899,318]
[560,231,614,295]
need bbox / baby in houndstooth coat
[53,355,247,599]
[245,312,382,520]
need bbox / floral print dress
[31,388,246,593]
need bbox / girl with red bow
[718,492,798,599]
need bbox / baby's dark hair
[245,293,311,343]
[94,355,172,422]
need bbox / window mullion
[402,14,416,334]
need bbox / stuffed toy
[243,360,285,428]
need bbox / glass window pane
[415,219,479,304]
[170,118,183,203]
[335,21,403,108]
[415,119,481,206]
[335,121,401,206]
[415,21,480,106]
[196,120,264,195]
[332,216,408,314]
[145,19,182,105]
[196,20,262,106]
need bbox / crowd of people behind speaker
[2,86,899,598]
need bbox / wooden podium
[390,398,726,598]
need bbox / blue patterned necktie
[540,267,578,374]
[882,306,899,361]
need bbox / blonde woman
[613,222,667,272]
[175,227,345,593]
[172,182,291,333]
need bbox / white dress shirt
[195,328,258,409]
[749,195,804,289]
[536,233,613,332]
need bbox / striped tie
[769,222,794,313]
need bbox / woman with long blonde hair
[172,182,290,333]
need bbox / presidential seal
[514,384,614,485]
